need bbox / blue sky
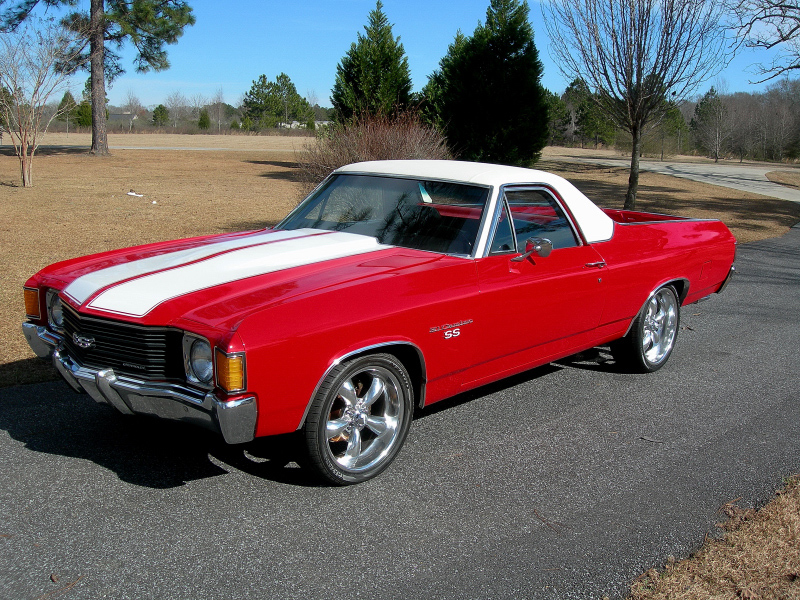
[52,0,785,108]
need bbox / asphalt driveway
[1,226,799,600]
[550,155,800,203]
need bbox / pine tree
[152,104,169,127]
[331,1,412,121]
[424,0,549,165]
[243,75,279,129]
[1,1,195,155]
[243,73,311,129]
[198,108,210,130]
[57,91,78,131]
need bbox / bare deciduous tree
[727,1,800,82]
[165,90,188,128]
[123,88,143,132]
[211,87,224,133]
[0,20,82,186]
[544,0,728,209]
[189,92,206,119]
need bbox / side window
[489,201,516,254]
[505,189,578,251]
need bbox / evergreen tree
[57,90,78,130]
[691,87,731,162]
[331,1,412,121]
[74,101,92,127]
[1,1,195,155]
[198,107,210,130]
[152,104,169,127]
[243,74,280,129]
[423,0,549,165]
[243,73,311,129]
[543,88,569,145]
[562,78,616,147]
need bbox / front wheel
[612,285,680,373]
[304,353,413,485]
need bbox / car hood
[45,228,445,330]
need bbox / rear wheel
[304,353,413,485]
[612,285,680,373]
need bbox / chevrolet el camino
[23,160,736,484]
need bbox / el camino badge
[430,319,473,339]
[72,333,96,349]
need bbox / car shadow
[553,346,624,372]
[0,380,323,489]
[0,348,624,490]
[415,363,565,419]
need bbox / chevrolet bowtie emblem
[72,333,96,349]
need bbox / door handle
[585,261,606,269]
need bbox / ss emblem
[444,328,460,339]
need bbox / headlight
[183,334,214,386]
[47,290,64,329]
[189,339,213,384]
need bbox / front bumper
[22,323,256,444]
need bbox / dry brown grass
[766,170,800,189]
[1,139,306,387]
[629,477,800,600]
[1,135,799,600]
[537,159,800,244]
[2,137,799,388]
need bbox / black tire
[304,353,414,485]
[611,285,680,373]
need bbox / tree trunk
[89,0,109,156]
[20,147,32,187]
[624,126,642,210]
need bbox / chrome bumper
[21,323,256,444]
[717,264,736,294]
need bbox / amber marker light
[24,288,41,319]
[215,348,246,393]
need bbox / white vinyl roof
[336,160,615,243]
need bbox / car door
[466,186,607,387]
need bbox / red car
[22,160,736,484]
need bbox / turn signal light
[215,349,246,393]
[24,288,40,319]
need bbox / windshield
[279,174,491,256]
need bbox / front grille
[62,303,185,380]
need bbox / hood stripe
[85,231,389,317]
[64,229,313,305]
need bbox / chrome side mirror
[510,237,553,262]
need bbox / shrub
[297,112,452,189]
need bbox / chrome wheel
[325,366,404,472]
[305,354,413,484]
[611,285,680,373]
[641,288,679,366]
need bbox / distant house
[109,112,138,132]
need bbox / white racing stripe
[85,230,388,317]
[65,228,312,305]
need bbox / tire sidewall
[308,353,414,485]
[636,285,680,372]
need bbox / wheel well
[349,344,426,409]
[666,278,689,304]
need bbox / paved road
[2,227,799,600]
[549,155,800,203]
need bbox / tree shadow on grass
[245,159,305,183]
[0,145,89,157]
